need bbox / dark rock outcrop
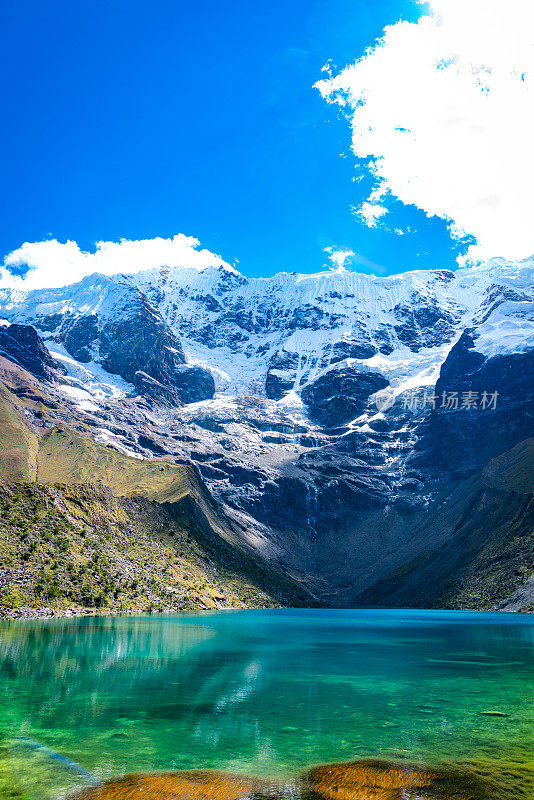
[133,371,182,407]
[99,300,186,385]
[301,366,388,425]
[133,366,215,405]
[171,366,215,404]
[0,324,63,382]
[61,314,99,362]
[265,370,294,400]
[330,340,377,363]
[265,350,300,399]
[422,333,534,474]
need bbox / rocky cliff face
[0,256,532,609]
[355,439,534,611]
[0,323,64,382]
[0,275,215,405]
[424,336,534,475]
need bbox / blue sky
[1,0,527,282]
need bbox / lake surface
[0,609,532,799]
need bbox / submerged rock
[480,710,508,717]
[304,759,490,800]
[75,770,263,800]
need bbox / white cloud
[357,201,388,227]
[324,246,355,268]
[316,0,534,264]
[0,234,232,290]
[354,181,389,228]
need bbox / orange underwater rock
[304,759,488,799]
[75,769,261,800]
[72,760,491,800]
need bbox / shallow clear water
[0,609,532,798]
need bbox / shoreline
[1,605,532,621]
[0,606,170,621]
[0,601,285,620]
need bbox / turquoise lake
[0,609,532,799]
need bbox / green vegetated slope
[0,482,310,613]
[356,439,534,612]
[483,437,534,494]
[37,426,193,503]
[0,384,38,482]
[0,382,313,614]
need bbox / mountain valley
[0,256,532,613]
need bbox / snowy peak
[0,272,149,325]
[0,256,533,407]
[123,256,534,399]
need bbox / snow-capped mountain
[0,256,532,608]
[2,256,532,407]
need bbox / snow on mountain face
[0,273,141,326]
[128,256,534,401]
[129,264,459,395]
[0,256,533,413]
[471,300,534,358]
[0,273,216,406]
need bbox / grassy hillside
[483,438,534,494]
[0,378,195,503]
[0,384,38,482]
[37,426,193,503]
[0,481,312,615]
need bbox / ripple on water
[1,611,532,800]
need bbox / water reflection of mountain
[1,617,256,718]
[0,616,275,778]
